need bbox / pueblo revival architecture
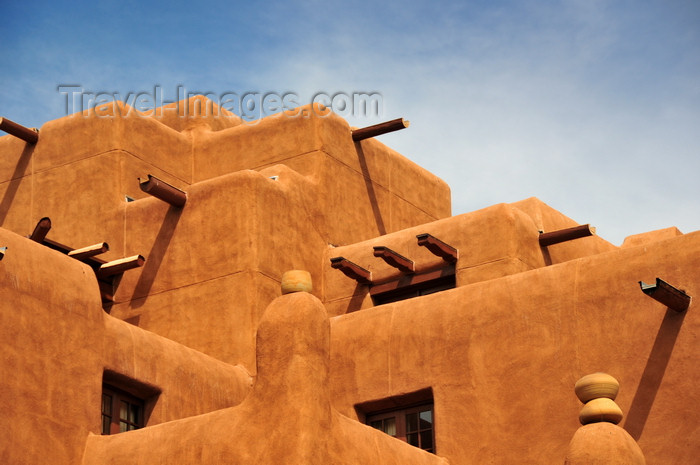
[0,97,697,465]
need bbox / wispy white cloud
[1,0,698,244]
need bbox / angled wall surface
[0,99,697,464]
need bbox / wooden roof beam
[97,255,146,278]
[416,233,458,263]
[330,256,372,284]
[639,278,691,312]
[139,175,187,208]
[29,217,51,243]
[352,118,409,142]
[539,224,595,247]
[373,246,415,273]
[68,242,109,261]
[0,117,39,144]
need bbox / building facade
[0,97,697,464]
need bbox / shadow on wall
[0,144,34,226]
[354,142,386,236]
[624,306,687,440]
[129,206,183,308]
[345,283,368,313]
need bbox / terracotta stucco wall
[329,231,699,464]
[0,227,254,465]
[1,99,697,464]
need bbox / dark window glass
[370,417,396,436]
[406,412,418,432]
[419,410,432,426]
[101,393,113,434]
[420,430,433,450]
[371,274,455,306]
[101,386,144,435]
[366,404,435,453]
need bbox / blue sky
[2,0,699,245]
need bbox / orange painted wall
[0,98,697,464]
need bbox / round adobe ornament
[281,270,313,294]
[579,397,624,425]
[575,372,619,403]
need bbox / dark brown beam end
[330,256,372,284]
[639,278,691,312]
[68,242,110,261]
[539,224,596,247]
[97,255,146,278]
[373,246,415,273]
[0,117,39,144]
[29,217,51,243]
[352,118,410,141]
[416,233,458,263]
[139,175,187,208]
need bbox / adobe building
[0,97,697,464]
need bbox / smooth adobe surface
[323,198,616,315]
[0,97,449,367]
[1,97,698,464]
[0,228,102,465]
[329,230,699,464]
[0,225,253,465]
[82,293,447,465]
[565,423,646,465]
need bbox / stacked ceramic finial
[280,270,313,294]
[574,372,623,425]
[564,372,646,465]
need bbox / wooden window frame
[367,403,435,453]
[101,385,144,434]
[356,388,436,453]
[101,370,160,435]
[370,265,456,306]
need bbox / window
[370,266,455,306]
[355,388,435,453]
[101,386,144,434]
[367,404,435,453]
[101,370,160,435]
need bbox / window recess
[355,388,436,454]
[370,265,455,306]
[101,371,160,435]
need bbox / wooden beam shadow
[0,144,34,226]
[624,307,688,440]
[129,206,183,309]
[354,142,386,236]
